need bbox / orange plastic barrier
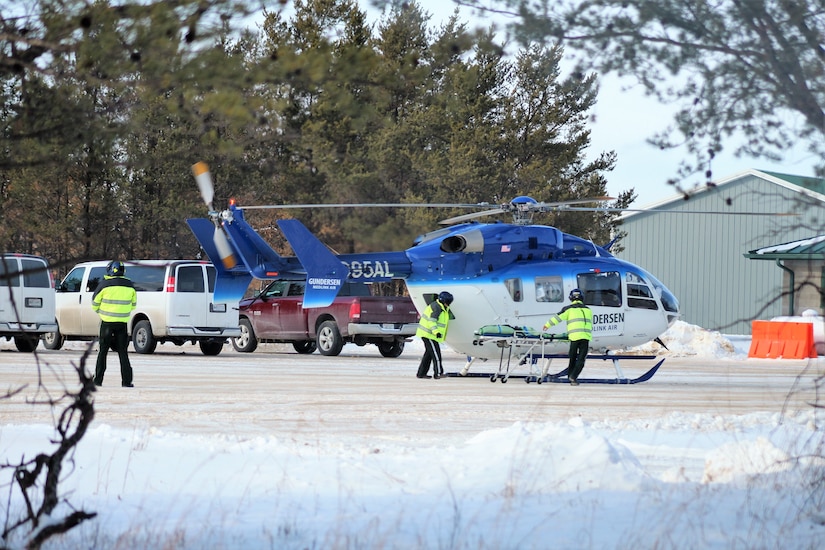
[748,321,817,359]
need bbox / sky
[2,320,825,548]
[363,1,820,207]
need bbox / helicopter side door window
[626,272,658,310]
[535,276,563,302]
[505,278,523,302]
[576,271,622,307]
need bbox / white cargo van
[44,260,241,355]
[0,254,58,352]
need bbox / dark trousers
[568,339,589,381]
[94,321,133,386]
[417,338,443,377]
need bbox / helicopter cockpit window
[576,271,621,307]
[505,278,523,302]
[535,276,563,302]
[626,272,658,310]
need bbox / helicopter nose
[662,291,680,327]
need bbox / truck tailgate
[356,298,419,324]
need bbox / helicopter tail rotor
[211,220,238,269]
[192,161,215,210]
[191,162,237,269]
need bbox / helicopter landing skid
[454,356,665,384]
[523,356,666,384]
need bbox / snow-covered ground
[1,321,824,549]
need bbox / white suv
[44,260,241,355]
[1,254,58,352]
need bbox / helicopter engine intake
[440,229,484,254]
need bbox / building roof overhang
[744,235,825,261]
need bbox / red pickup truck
[232,279,420,357]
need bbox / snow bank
[628,320,742,358]
[702,437,792,483]
[4,410,823,549]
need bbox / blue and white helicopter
[187,163,680,380]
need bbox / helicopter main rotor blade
[229,195,795,218]
[438,208,507,225]
[437,196,617,224]
[534,196,616,208]
[557,206,799,216]
[239,202,494,210]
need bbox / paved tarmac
[2,341,822,447]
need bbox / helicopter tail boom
[189,210,414,307]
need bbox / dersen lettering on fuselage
[592,311,624,333]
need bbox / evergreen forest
[1,0,632,277]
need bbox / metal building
[615,169,825,334]
[744,235,825,319]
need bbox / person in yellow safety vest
[415,291,454,379]
[92,260,137,388]
[543,288,593,386]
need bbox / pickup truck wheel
[316,320,344,356]
[377,340,405,358]
[292,340,317,354]
[14,335,38,353]
[232,318,258,353]
[199,340,224,356]
[132,320,157,354]
[42,329,64,350]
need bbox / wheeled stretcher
[461,325,665,384]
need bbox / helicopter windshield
[576,271,622,307]
[639,270,679,314]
